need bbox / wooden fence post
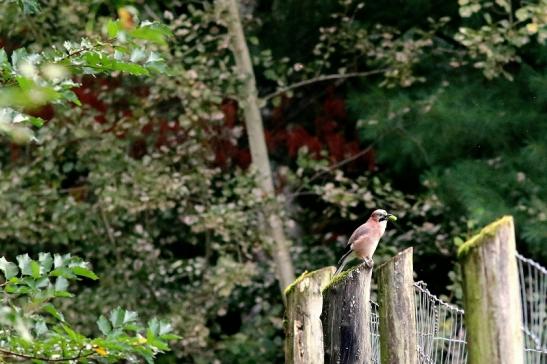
[284,267,335,364]
[321,262,373,364]
[458,216,524,364]
[377,247,417,364]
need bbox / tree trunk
[376,247,417,364]
[321,262,373,364]
[220,0,295,293]
[284,267,335,364]
[458,216,524,364]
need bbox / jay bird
[335,209,397,275]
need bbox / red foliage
[73,87,107,113]
[221,99,238,128]
[325,132,345,162]
[235,148,251,169]
[23,73,374,173]
[323,91,347,120]
[265,86,375,170]
[27,104,55,121]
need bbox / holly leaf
[0,257,19,279]
[16,254,33,276]
[71,266,99,280]
[97,315,112,335]
[43,303,65,322]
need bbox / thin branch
[0,347,94,362]
[98,204,116,246]
[57,46,95,63]
[261,68,389,101]
[287,143,376,201]
[143,4,161,21]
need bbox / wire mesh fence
[414,281,467,364]
[367,252,546,363]
[517,253,547,363]
[370,300,380,364]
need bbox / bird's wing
[336,224,369,269]
[345,224,370,249]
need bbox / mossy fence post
[376,247,417,364]
[458,216,524,364]
[284,267,335,364]
[321,262,373,364]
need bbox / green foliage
[9,0,40,14]
[0,253,178,363]
[0,15,170,143]
[350,69,546,258]
[1,0,546,362]
[0,3,268,361]
[456,0,547,79]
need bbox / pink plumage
[334,209,396,275]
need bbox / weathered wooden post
[284,267,335,364]
[377,247,417,364]
[458,216,524,364]
[321,262,373,364]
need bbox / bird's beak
[387,213,397,222]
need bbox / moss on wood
[457,215,513,258]
[284,267,335,296]
[322,262,368,293]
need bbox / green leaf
[43,303,65,322]
[5,285,30,294]
[11,48,29,68]
[106,20,121,38]
[62,162,73,173]
[55,276,69,292]
[36,276,49,288]
[60,90,81,106]
[147,318,159,336]
[160,333,181,340]
[515,8,529,21]
[27,116,44,127]
[71,266,99,280]
[130,48,146,63]
[0,257,19,279]
[53,253,71,268]
[130,23,171,45]
[49,267,76,279]
[16,0,41,14]
[97,315,112,335]
[30,260,41,279]
[54,290,74,298]
[109,307,124,328]
[158,321,173,335]
[35,320,48,336]
[146,329,169,351]
[16,254,33,276]
[61,324,84,343]
[264,69,277,80]
[123,310,138,324]
[112,61,149,75]
[0,49,11,70]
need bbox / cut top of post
[284,267,335,297]
[375,246,414,272]
[322,262,372,294]
[457,215,514,259]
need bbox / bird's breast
[351,235,380,259]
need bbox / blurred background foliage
[0,0,545,362]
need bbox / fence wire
[370,300,380,364]
[414,281,467,364]
[517,253,547,363]
[368,252,546,363]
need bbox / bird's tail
[334,250,355,276]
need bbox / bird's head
[370,209,397,223]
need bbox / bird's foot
[364,257,374,269]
